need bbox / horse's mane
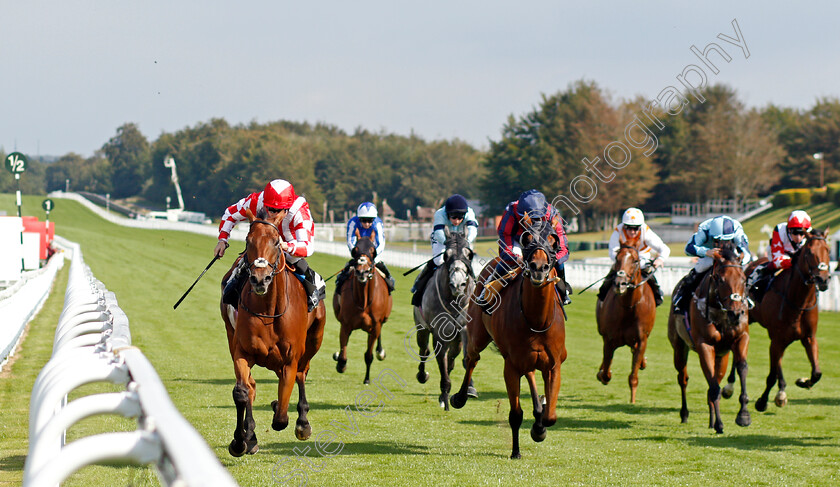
[719,245,739,263]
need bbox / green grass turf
[1,194,839,486]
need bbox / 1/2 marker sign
[4,152,28,174]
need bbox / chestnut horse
[596,244,656,403]
[220,209,326,456]
[741,229,831,411]
[667,246,750,434]
[332,230,393,384]
[451,220,566,459]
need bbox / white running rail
[23,236,237,487]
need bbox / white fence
[23,237,237,486]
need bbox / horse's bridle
[793,235,830,286]
[521,227,559,288]
[705,262,748,323]
[245,220,283,279]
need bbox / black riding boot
[223,258,247,307]
[597,269,617,302]
[376,261,396,294]
[674,269,701,314]
[555,265,572,306]
[747,264,769,304]
[411,263,436,307]
[646,272,664,307]
[334,260,354,295]
[292,257,321,312]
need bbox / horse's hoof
[755,397,768,412]
[450,392,467,409]
[271,400,278,413]
[540,395,546,407]
[439,400,446,409]
[715,426,724,434]
[510,452,521,460]
[295,423,312,441]
[228,440,247,457]
[736,411,751,427]
[332,351,339,361]
[640,356,647,370]
[416,371,430,384]
[721,383,734,399]
[377,349,386,361]
[467,385,478,398]
[336,359,347,374]
[246,433,259,455]
[272,418,289,431]
[775,391,788,408]
[363,378,370,385]
[597,370,610,385]
[530,425,547,442]
[795,378,812,389]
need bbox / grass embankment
[0,195,838,486]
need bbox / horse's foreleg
[272,363,297,432]
[722,355,737,399]
[294,371,312,440]
[734,347,751,427]
[434,335,452,410]
[450,318,491,410]
[376,335,386,361]
[673,340,689,423]
[333,325,350,374]
[697,345,723,434]
[503,362,524,459]
[416,327,431,384]
[541,364,561,428]
[230,356,258,456]
[526,371,546,442]
[756,340,785,411]
[795,336,822,389]
[629,339,648,404]
[363,329,377,385]
[597,340,616,386]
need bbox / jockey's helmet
[263,180,296,209]
[357,202,378,219]
[444,194,468,218]
[708,216,738,241]
[622,207,644,227]
[787,210,811,231]
[516,190,548,219]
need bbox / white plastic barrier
[0,252,64,368]
[24,236,237,487]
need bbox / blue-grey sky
[2,1,837,158]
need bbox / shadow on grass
[0,454,25,472]
[788,396,840,407]
[258,440,433,456]
[562,401,674,415]
[684,434,835,450]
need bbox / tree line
[1,80,837,228]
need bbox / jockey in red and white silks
[767,210,811,271]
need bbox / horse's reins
[520,231,564,332]
[240,219,291,320]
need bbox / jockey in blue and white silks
[335,202,395,294]
[411,194,478,307]
[673,215,751,314]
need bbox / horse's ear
[245,208,255,222]
[464,247,474,261]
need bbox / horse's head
[442,227,474,299]
[709,244,748,326]
[795,228,831,291]
[613,245,641,296]
[351,231,376,284]
[244,208,284,295]
[520,219,559,287]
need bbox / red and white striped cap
[263,179,297,209]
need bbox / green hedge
[811,188,828,204]
[827,183,840,204]
[773,188,812,207]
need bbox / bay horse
[739,229,831,411]
[413,228,475,410]
[220,209,326,456]
[451,219,567,459]
[332,229,393,384]
[596,244,656,403]
[667,246,751,434]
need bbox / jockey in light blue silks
[410,194,478,307]
[334,202,396,294]
[672,215,751,314]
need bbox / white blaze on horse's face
[448,260,470,298]
[354,255,373,283]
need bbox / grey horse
[413,228,477,410]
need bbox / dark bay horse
[667,246,750,434]
[413,228,475,410]
[596,244,656,403]
[220,209,326,456]
[451,220,567,459]
[332,230,393,384]
[741,229,831,411]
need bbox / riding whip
[173,256,220,309]
[324,267,345,282]
[402,252,444,276]
[578,276,606,293]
